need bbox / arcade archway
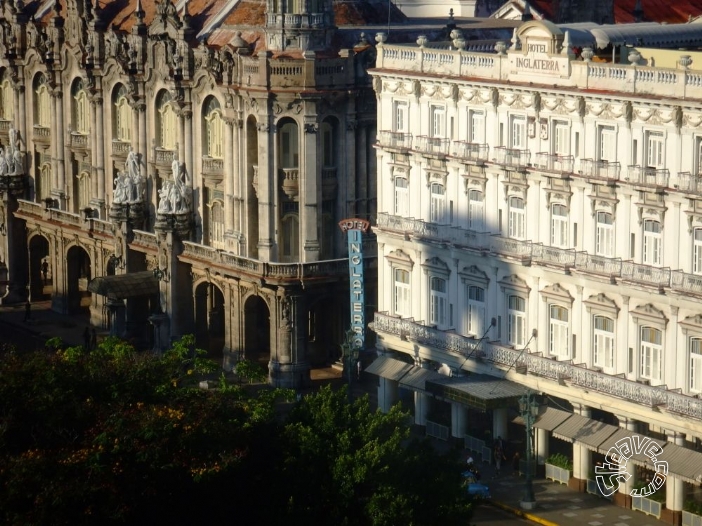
[66,245,91,315]
[28,235,50,300]
[194,281,225,359]
[244,295,270,368]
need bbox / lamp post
[519,390,540,510]
[340,328,358,403]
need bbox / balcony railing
[489,236,534,259]
[180,241,353,282]
[574,252,622,278]
[580,159,621,180]
[202,157,224,174]
[154,148,176,164]
[112,140,131,156]
[414,136,450,156]
[533,153,574,174]
[494,147,530,169]
[626,166,669,188]
[33,125,51,143]
[130,229,158,251]
[0,120,11,132]
[377,130,412,150]
[671,270,702,294]
[621,261,671,288]
[371,312,700,420]
[674,172,702,195]
[453,141,489,163]
[533,244,576,268]
[376,213,490,251]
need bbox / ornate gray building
[0,0,394,387]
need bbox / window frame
[549,304,570,359]
[508,196,525,240]
[469,109,485,144]
[507,294,526,347]
[429,182,446,224]
[598,125,616,162]
[550,203,568,248]
[394,268,411,317]
[510,115,526,149]
[593,315,615,371]
[690,336,702,393]
[465,284,485,337]
[595,211,614,257]
[646,131,665,169]
[643,219,662,266]
[394,176,409,217]
[639,326,663,381]
[693,228,702,275]
[468,189,485,231]
[553,120,570,156]
[393,100,408,133]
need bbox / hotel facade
[370,20,702,522]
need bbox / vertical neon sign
[339,218,370,350]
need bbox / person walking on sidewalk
[494,445,503,476]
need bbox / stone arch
[194,278,225,360]
[243,293,271,368]
[66,244,91,315]
[28,233,50,300]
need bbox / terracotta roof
[334,0,406,25]
[97,0,159,33]
[614,0,702,24]
[223,0,267,25]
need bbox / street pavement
[0,301,670,525]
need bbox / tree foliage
[0,338,472,525]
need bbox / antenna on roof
[387,0,391,36]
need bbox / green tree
[280,385,473,526]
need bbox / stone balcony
[375,212,701,292]
[580,159,621,181]
[69,132,89,152]
[371,311,702,421]
[32,125,51,146]
[493,147,530,170]
[152,148,176,169]
[452,141,489,164]
[414,135,450,157]
[377,130,413,151]
[111,140,131,159]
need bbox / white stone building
[370,20,702,523]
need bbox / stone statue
[12,149,21,174]
[124,147,144,203]
[113,171,128,204]
[0,148,7,177]
[157,181,172,213]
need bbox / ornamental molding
[630,303,668,326]
[498,274,530,294]
[458,265,489,286]
[386,248,414,269]
[421,256,450,277]
[583,293,620,317]
[540,283,574,305]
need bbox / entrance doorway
[244,295,270,369]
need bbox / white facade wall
[372,20,702,439]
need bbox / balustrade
[112,140,130,156]
[626,166,669,187]
[580,159,621,180]
[494,146,530,168]
[574,252,622,277]
[675,172,702,195]
[453,141,489,162]
[154,148,175,164]
[533,244,576,267]
[415,135,450,156]
[131,229,158,250]
[70,133,89,148]
[372,312,702,420]
[202,157,224,174]
[621,261,671,287]
[533,153,574,174]
[377,130,412,150]
[671,270,702,294]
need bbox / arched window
[209,200,224,249]
[203,97,223,159]
[281,214,299,261]
[279,121,299,168]
[34,74,51,127]
[157,90,177,150]
[113,84,131,142]
[71,79,89,134]
[0,78,14,121]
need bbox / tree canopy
[0,337,472,525]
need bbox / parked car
[462,470,491,499]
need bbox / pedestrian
[91,327,97,350]
[83,327,91,350]
[356,359,362,380]
[494,445,503,476]
[23,300,31,322]
[41,260,49,285]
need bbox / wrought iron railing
[580,159,621,180]
[414,135,450,156]
[371,312,701,420]
[671,270,702,294]
[494,147,530,168]
[626,166,669,187]
[533,244,576,268]
[452,141,489,162]
[377,130,413,150]
[533,153,574,174]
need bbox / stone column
[257,119,274,260]
[414,391,428,426]
[51,90,66,204]
[493,407,508,442]
[377,376,398,413]
[536,427,549,465]
[94,97,105,215]
[664,432,684,525]
[571,403,591,492]
[183,108,193,191]
[89,96,98,201]
[13,83,26,148]
[301,117,319,262]
[451,402,467,440]
[223,117,234,234]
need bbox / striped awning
[427,373,529,411]
[551,413,593,442]
[363,355,413,381]
[596,429,668,468]
[399,366,444,393]
[513,406,573,431]
[658,443,702,485]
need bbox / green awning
[88,271,159,300]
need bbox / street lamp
[519,389,540,510]
[340,328,359,403]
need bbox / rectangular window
[643,219,662,265]
[690,337,702,393]
[508,196,525,240]
[468,190,485,231]
[599,125,616,162]
[394,268,411,317]
[394,177,409,217]
[640,327,662,381]
[595,212,614,257]
[469,110,485,143]
[646,132,664,168]
[394,101,408,133]
[550,204,568,248]
[431,106,445,138]
[430,183,446,223]
[553,121,570,155]
[507,295,526,347]
[511,116,526,149]
[549,305,570,359]
[694,229,702,275]
[593,316,614,370]
[574,132,580,157]
[466,285,485,336]
[430,277,447,329]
